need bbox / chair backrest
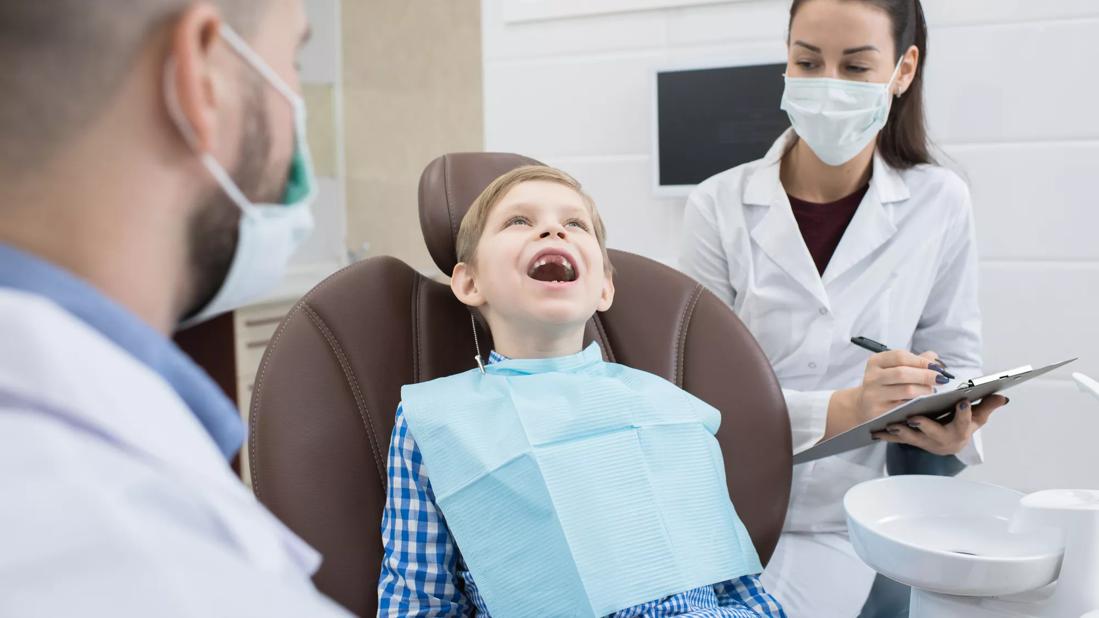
[249,153,791,616]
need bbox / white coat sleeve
[909,178,985,465]
[777,389,833,455]
[679,186,832,455]
[0,411,352,618]
[679,185,739,308]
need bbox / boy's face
[451,180,614,333]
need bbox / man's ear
[165,4,227,153]
[596,270,615,312]
[450,262,486,308]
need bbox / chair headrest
[418,152,544,275]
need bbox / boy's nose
[538,221,567,239]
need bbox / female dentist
[679,0,1008,615]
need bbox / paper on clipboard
[792,358,1077,465]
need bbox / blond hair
[455,165,612,272]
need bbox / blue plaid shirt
[377,352,786,617]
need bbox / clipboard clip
[956,365,1033,390]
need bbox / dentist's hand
[825,350,947,440]
[855,350,947,421]
[874,395,1009,455]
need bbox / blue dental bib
[401,343,761,617]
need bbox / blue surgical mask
[166,25,317,328]
[780,60,902,166]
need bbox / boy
[377,166,786,617]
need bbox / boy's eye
[505,216,531,227]
[566,219,589,231]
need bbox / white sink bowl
[845,476,1064,597]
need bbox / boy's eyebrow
[493,201,534,216]
[496,202,590,217]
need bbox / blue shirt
[377,351,786,617]
[0,243,244,458]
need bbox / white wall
[482,0,1099,492]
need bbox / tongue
[529,262,571,282]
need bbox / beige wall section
[302,83,339,179]
[342,1,484,276]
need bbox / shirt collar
[484,342,604,376]
[0,243,244,459]
[744,127,911,206]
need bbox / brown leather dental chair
[249,153,792,616]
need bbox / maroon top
[788,184,869,275]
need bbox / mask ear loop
[888,55,906,98]
[162,56,259,217]
[470,312,486,374]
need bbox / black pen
[850,336,956,380]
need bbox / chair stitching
[443,156,459,258]
[302,304,387,487]
[674,285,705,388]
[249,297,307,499]
[412,278,424,383]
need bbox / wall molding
[502,0,745,23]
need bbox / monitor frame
[650,52,787,198]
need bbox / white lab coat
[680,129,984,617]
[0,289,350,617]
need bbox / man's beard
[180,78,284,323]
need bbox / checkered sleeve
[376,404,473,617]
[714,575,787,617]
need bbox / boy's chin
[522,300,597,328]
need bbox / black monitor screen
[656,63,790,187]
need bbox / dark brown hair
[789,0,934,169]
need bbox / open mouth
[527,250,578,283]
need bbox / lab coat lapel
[821,152,908,286]
[745,132,830,308]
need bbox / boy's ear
[450,262,486,308]
[596,270,615,312]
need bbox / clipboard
[792,358,1078,465]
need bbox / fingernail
[907,420,921,429]
[888,427,901,435]
[936,374,950,385]
[1003,397,1011,405]
[936,358,949,369]
[959,400,971,410]
[929,363,956,380]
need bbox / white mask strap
[887,57,905,96]
[218,25,300,106]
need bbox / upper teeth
[532,255,575,279]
